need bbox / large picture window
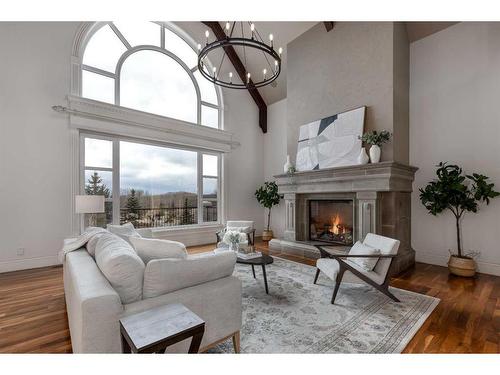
[80,22,221,128]
[81,134,221,229]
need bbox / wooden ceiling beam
[202,21,267,133]
[324,22,335,32]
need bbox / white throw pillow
[129,237,188,264]
[95,233,145,304]
[348,241,381,271]
[107,222,141,245]
[86,231,106,258]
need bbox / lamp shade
[75,195,105,214]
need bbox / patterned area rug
[211,257,439,353]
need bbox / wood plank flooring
[0,241,498,353]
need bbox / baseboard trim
[0,255,60,274]
[416,250,500,276]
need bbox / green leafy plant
[419,162,499,258]
[359,130,392,146]
[255,181,281,231]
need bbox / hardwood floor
[0,241,498,353]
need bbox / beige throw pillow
[129,237,188,264]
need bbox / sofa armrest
[143,251,237,299]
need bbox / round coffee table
[236,254,274,294]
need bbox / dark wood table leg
[121,333,132,353]
[261,264,269,294]
[188,326,205,353]
[251,264,256,278]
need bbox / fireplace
[309,200,354,245]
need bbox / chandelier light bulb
[278,47,283,56]
[263,68,267,79]
[269,33,274,47]
[226,22,230,31]
[205,30,209,44]
[212,66,216,77]
[247,72,251,84]
[251,23,255,32]
[229,71,233,83]
[197,43,202,52]
[275,59,278,71]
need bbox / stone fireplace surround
[269,162,418,275]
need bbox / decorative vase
[448,255,476,277]
[262,230,273,241]
[283,155,293,173]
[369,145,381,163]
[357,148,369,165]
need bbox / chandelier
[197,22,282,89]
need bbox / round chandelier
[197,22,282,89]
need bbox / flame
[331,213,342,235]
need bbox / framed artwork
[295,106,366,171]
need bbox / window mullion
[197,152,203,224]
[112,139,120,225]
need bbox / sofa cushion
[106,222,141,245]
[95,233,145,304]
[129,237,187,264]
[143,251,236,299]
[348,241,380,271]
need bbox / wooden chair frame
[314,245,400,304]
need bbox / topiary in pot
[419,162,499,276]
[255,181,281,241]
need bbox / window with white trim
[81,134,221,228]
[81,22,221,128]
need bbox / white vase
[369,145,381,163]
[357,148,369,165]
[283,155,293,173]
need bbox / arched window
[80,22,221,129]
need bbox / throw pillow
[86,231,106,258]
[348,241,380,271]
[95,233,145,304]
[107,222,141,245]
[129,237,188,264]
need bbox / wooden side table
[119,303,205,354]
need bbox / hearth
[309,200,354,245]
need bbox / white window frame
[78,21,223,129]
[80,131,222,230]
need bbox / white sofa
[63,231,242,353]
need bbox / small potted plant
[255,181,281,241]
[359,130,392,163]
[419,162,499,277]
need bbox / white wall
[263,99,287,238]
[410,22,500,276]
[0,22,264,272]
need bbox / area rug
[211,257,439,353]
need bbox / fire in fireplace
[309,200,354,245]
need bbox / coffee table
[236,253,274,294]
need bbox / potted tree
[255,181,281,241]
[359,130,392,163]
[419,162,499,276]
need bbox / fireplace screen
[309,200,354,245]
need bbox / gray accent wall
[286,22,409,164]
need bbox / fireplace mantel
[274,161,418,195]
[270,161,419,275]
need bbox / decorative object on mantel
[198,22,282,89]
[419,162,500,277]
[75,195,104,227]
[255,181,281,241]
[295,106,365,171]
[283,155,293,173]
[359,130,392,163]
[356,148,369,165]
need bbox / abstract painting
[296,106,365,171]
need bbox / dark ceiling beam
[202,21,267,133]
[324,22,335,32]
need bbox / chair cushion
[363,233,400,280]
[106,222,141,245]
[129,237,187,264]
[316,258,340,280]
[95,233,145,304]
[348,241,380,271]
